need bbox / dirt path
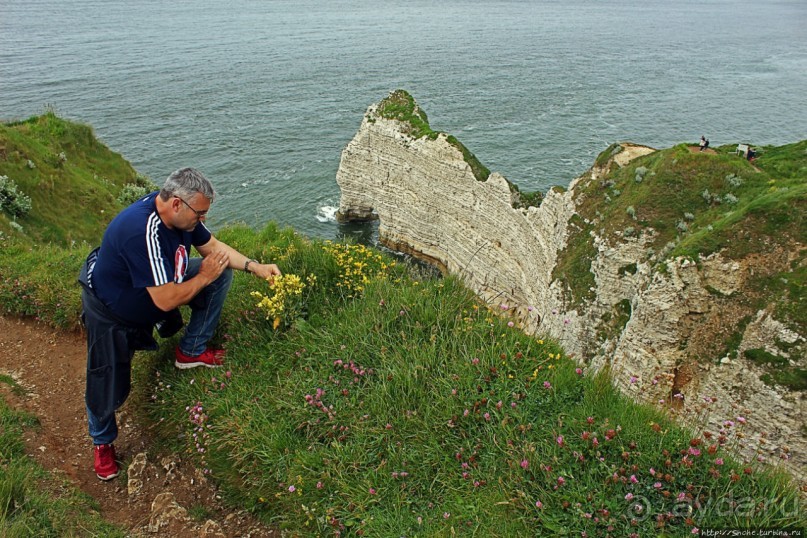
[0,315,277,537]
[686,145,717,155]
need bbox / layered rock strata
[336,93,805,481]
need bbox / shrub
[725,173,743,188]
[117,183,150,206]
[0,176,33,218]
[701,189,722,206]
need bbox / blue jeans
[87,258,232,444]
[179,257,233,356]
[87,403,118,445]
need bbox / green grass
[0,379,126,537]
[127,228,803,536]
[552,214,597,308]
[0,110,154,246]
[555,142,806,324]
[0,237,88,330]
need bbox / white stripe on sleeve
[146,213,169,285]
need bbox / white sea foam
[316,205,338,223]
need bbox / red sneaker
[174,347,225,369]
[94,443,119,481]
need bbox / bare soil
[0,315,277,538]
[686,145,717,155]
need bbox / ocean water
[2,0,806,240]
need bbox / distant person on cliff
[699,136,709,151]
[77,167,281,481]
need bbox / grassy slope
[554,141,806,338]
[141,234,804,536]
[1,114,805,536]
[0,111,149,245]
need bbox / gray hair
[159,167,216,202]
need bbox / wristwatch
[244,259,257,272]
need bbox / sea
[2,0,806,241]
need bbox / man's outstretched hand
[250,262,282,283]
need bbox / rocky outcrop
[336,92,806,481]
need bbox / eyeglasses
[176,197,208,219]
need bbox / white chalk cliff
[336,92,805,481]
